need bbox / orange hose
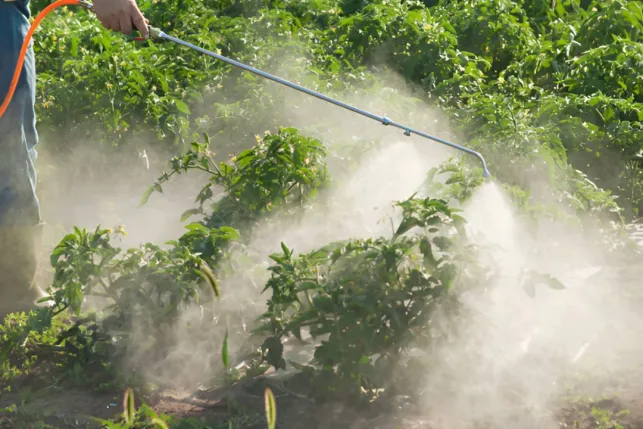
[0,0,80,120]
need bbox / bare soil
[4,368,643,429]
[0,382,418,429]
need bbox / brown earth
[3,369,643,429]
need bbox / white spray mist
[416,177,643,428]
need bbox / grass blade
[264,387,277,429]
[222,329,230,369]
[123,387,135,424]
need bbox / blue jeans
[0,0,41,227]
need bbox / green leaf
[195,262,220,299]
[221,329,230,369]
[541,274,566,290]
[180,208,202,222]
[175,99,191,115]
[265,387,277,429]
[151,418,169,429]
[280,242,291,257]
[140,183,162,206]
[522,280,536,299]
[123,388,135,424]
[184,222,208,232]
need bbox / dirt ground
[4,368,643,429]
[4,284,643,429]
[0,382,425,429]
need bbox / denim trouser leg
[0,0,48,314]
[0,0,41,228]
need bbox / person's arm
[93,0,149,39]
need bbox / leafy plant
[18,224,227,381]
[144,128,329,235]
[256,195,482,398]
[425,158,485,203]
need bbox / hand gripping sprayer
[0,0,491,178]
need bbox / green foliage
[425,159,485,203]
[0,312,64,386]
[1,127,330,392]
[45,223,228,358]
[144,128,329,233]
[30,0,643,219]
[3,0,642,424]
[1,224,229,386]
[256,195,481,398]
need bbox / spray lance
[0,0,490,178]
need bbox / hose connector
[77,0,94,11]
[148,25,163,39]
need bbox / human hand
[93,0,149,39]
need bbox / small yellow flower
[255,134,261,143]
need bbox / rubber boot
[0,222,50,318]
